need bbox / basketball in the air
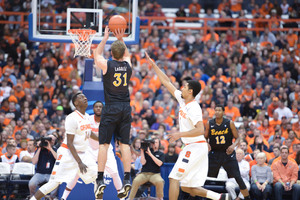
[108,15,127,33]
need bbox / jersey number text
[216,135,225,144]
[113,73,127,87]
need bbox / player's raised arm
[113,28,131,66]
[145,52,176,97]
[94,26,109,74]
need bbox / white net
[68,29,96,58]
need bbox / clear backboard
[29,0,139,45]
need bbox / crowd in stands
[0,0,300,199]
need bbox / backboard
[29,0,139,45]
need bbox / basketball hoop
[68,29,96,57]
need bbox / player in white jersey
[30,93,99,200]
[146,53,230,200]
[61,101,122,200]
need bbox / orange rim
[68,29,96,41]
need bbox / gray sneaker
[117,179,131,199]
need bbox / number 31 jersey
[103,60,132,103]
[208,118,233,152]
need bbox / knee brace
[234,176,247,190]
[39,181,60,195]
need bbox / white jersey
[1,153,18,170]
[19,150,34,161]
[174,90,205,144]
[62,110,92,152]
[89,115,100,150]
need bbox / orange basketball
[108,15,127,33]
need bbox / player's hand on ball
[113,28,125,40]
[226,145,234,155]
[167,132,181,143]
[104,26,110,40]
[78,161,88,174]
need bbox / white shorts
[50,147,97,184]
[169,142,208,187]
[87,144,119,175]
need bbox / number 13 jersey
[208,118,233,152]
[103,60,132,103]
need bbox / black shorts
[99,102,132,145]
[207,150,241,179]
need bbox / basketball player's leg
[30,181,60,200]
[61,174,80,199]
[105,147,123,191]
[169,178,180,200]
[223,156,250,200]
[116,108,132,199]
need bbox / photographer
[128,138,165,200]
[28,135,57,199]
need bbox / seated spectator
[271,145,300,200]
[175,5,186,22]
[274,99,293,121]
[250,135,269,152]
[188,0,201,14]
[260,0,274,16]
[128,138,164,200]
[268,146,281,165]
[150,114,170,131]
[224,100,241,121]
[0,143,19,171]
[230,0,243,14]
[218,0,230,13]
[251,152,273,200]
[19,139,35,161]
[204,8,218,27]
[225,148,250,200]
[164,143,178,163]
[280,0,289,15]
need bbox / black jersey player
[94,27,132,199]
[205,104,251,200]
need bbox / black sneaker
[117,179,131,199]
[219,193,231,200]
[95,179,106,199]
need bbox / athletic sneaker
[219,193,231,200]
[95,179,106,199]
[117,179,131,199]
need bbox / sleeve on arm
[188,106,203,126]
[65,115,77,135]
[174,90,184,106]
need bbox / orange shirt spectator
[188,0,201,14]
[286,31,298,47]
[269,119,281,130]
[151,103,164,115]
[218,0,230,12]
[239,86,254,102]
[260,1,274,16]
[230,0,243,13]
[202,32,220,43]
[14,84,25,101]
[267,97,280,118]
[58,60,73,80]
[224,102,241,121]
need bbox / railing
[0,11,300,35]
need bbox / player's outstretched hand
[226,145,234,155]
[78,161,88,174]
[104,26,110,40]
[113,28,125,40]
[167,132,181,143]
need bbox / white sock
[62,190,71,199]
[30,196,37,200]
[206,191,221,200]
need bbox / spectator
[271,145,300,200]
[128,138,164,200]
[175,5,186,22]
[280,0,289,15]
[204,8,218,27]
[19,139,35,161]
[274,99,293,121]
[28,135,57,199]
[0,143,19,171]
[164,143,178,163]
[269,146,281,165]
[251,152,273,200]
[230,0,242,14]
[224,99,241,121]
[225,148,250,200]
[267,97,280,118]
[188,0,201,14]
[259,28,277,45]
[260,0,274,16]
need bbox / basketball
[108,15,127,34]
